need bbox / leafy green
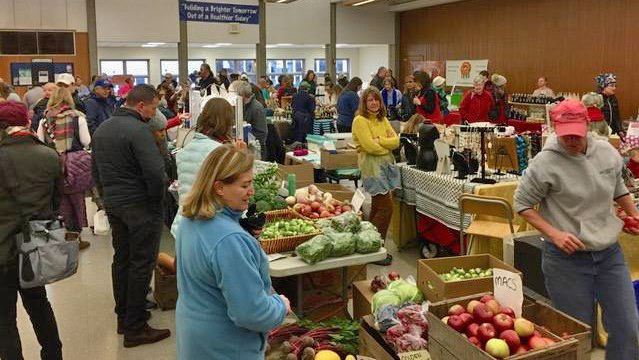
[297,317,359,355]
[372,289,401,314]
[355,229,382,254]
[387,279,423,304]
[255,200,272,213]
[326,232,356,257]
[295,234,333,264]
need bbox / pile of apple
[442,295,557,358]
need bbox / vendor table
[507,119,542,133]
[270,249,387,316]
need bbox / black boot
[372,254,393,266]
[123,324,171,348]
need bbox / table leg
[296,274,304,317]
[341,266,348,315]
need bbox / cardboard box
[428,294,579,360]
[359,315,399,360]
[314,183,355,203]
[278,163,314,188]
[353,280,374,320]
[523,301,592,360]
[320,149,359,170]
[417,254,523,303]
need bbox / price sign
[351,188,366,213]
[493,268,524,318]
[398,350,431,360]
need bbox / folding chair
[459,194,518,255]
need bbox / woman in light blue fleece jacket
[514,99,639,360]
[171,97,245,236]
[175,145,290,360]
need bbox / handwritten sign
[398,350,431,360]
[493,268,524,318]
[351,188,366,213]
[179,1,259,24]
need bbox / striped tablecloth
[396,165,519,230]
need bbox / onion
[285,196,296,205]
[323,192,333,200]
[308,184,319,195]
[296,195,310,205]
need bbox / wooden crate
[417,254,522,302]
[522,301,592,360]
[359,315,399,360]
[428,294,579,360]
[353,280,374,321]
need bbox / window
[314,59,349,79]
[267,59,305,87]
[99,60,150,87]
[215,59,256,83]
[0,30,74,55]
[160,59,206,83]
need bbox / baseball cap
[94,78,113,88]
[551,99,589,137]
[240,73,249,81]
[56,73,75,86]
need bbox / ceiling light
[276,43,293,46]
[147,42,165,45]
[276,0,287,2]
[353,0,376,6]
[216,43,232,46]
[141,44,158,47]
[266,44,276,48]
[202,44,220,48]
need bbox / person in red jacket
[459,76,495,123]
[413,71,442,123]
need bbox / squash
[315,350,340,360]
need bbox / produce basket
[260,210,322,254]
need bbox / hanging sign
[493,268,524,318]
[398,350,431,360]
[445,59,489,87]
[179,1,259,24]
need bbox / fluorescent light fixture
[266,44,277,48]
[141,44,158,47]
[336,44,347,48]
[353,0,376,6]
[202,44,220,48]
[147,42,166,45]
[276,0,287,3]
[215,43,232,46]
[276,43,293,46]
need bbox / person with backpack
[0,101,63,360]
[36,87,92,250]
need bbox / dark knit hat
[0,100,28,126]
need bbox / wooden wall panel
[400,0,639,119]
[0,32,90,97]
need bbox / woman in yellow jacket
[352,87,400,266]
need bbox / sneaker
[123,324,170,348]
[118,311,152,335]
[372,254,393,266]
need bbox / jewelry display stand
[435,139,452,175]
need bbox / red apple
[468,336,482,348]
[480,294,494,303]
[388,271,400,281]
[478,323,496,343]
[310,201,321,211]
[485,299,501,314]
[499,306,516,318]
[514,318,535,338]
[447,315,466,333]
[493,314,514,333]
[448,304,466,316]
[466,323,480,338]
[485,338,510,358]
[459,312,474,327]
[528,336,547,349]
[473,303,494,324]
[467,300,481,314]
[514,345,528,354]
[499,329,521,353]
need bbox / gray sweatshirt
[513,134,628,251]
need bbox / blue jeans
[542,241,639,360]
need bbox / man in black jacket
[0,101,63,359]
[596,73,624,137]
[91,84,170,347]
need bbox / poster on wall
[411,61,445,79]
[178,0,259,24]
[446,60,489,87]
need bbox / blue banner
[179,1,259,25]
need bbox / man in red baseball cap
[514,99,639,359]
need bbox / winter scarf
[43,106,83,154]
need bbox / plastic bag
[93,210,110,235]
[397,304,429,330]
[359,221,377,231]
[315,218,333,229]
[331,211,361,233]
[375,303,399,333]
[392,333,428,352]
[327,232,356,257]
[355,229,383,254]
[295,235,333,265]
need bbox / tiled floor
[15,227,605,359]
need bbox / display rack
[459,125,496,184]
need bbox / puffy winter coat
[171,133,222,236]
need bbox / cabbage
[387,279,423,304]
[359,221,377,231]
[372,289,402,314]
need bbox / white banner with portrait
[446,60,489,87]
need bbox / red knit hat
[0,101,28,127]
[587,106,604,122]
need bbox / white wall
[0,0,87,31]
[358,45,390,83]
[97,46,362,85]
[96,0,179,43]
[337,2,395,45]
